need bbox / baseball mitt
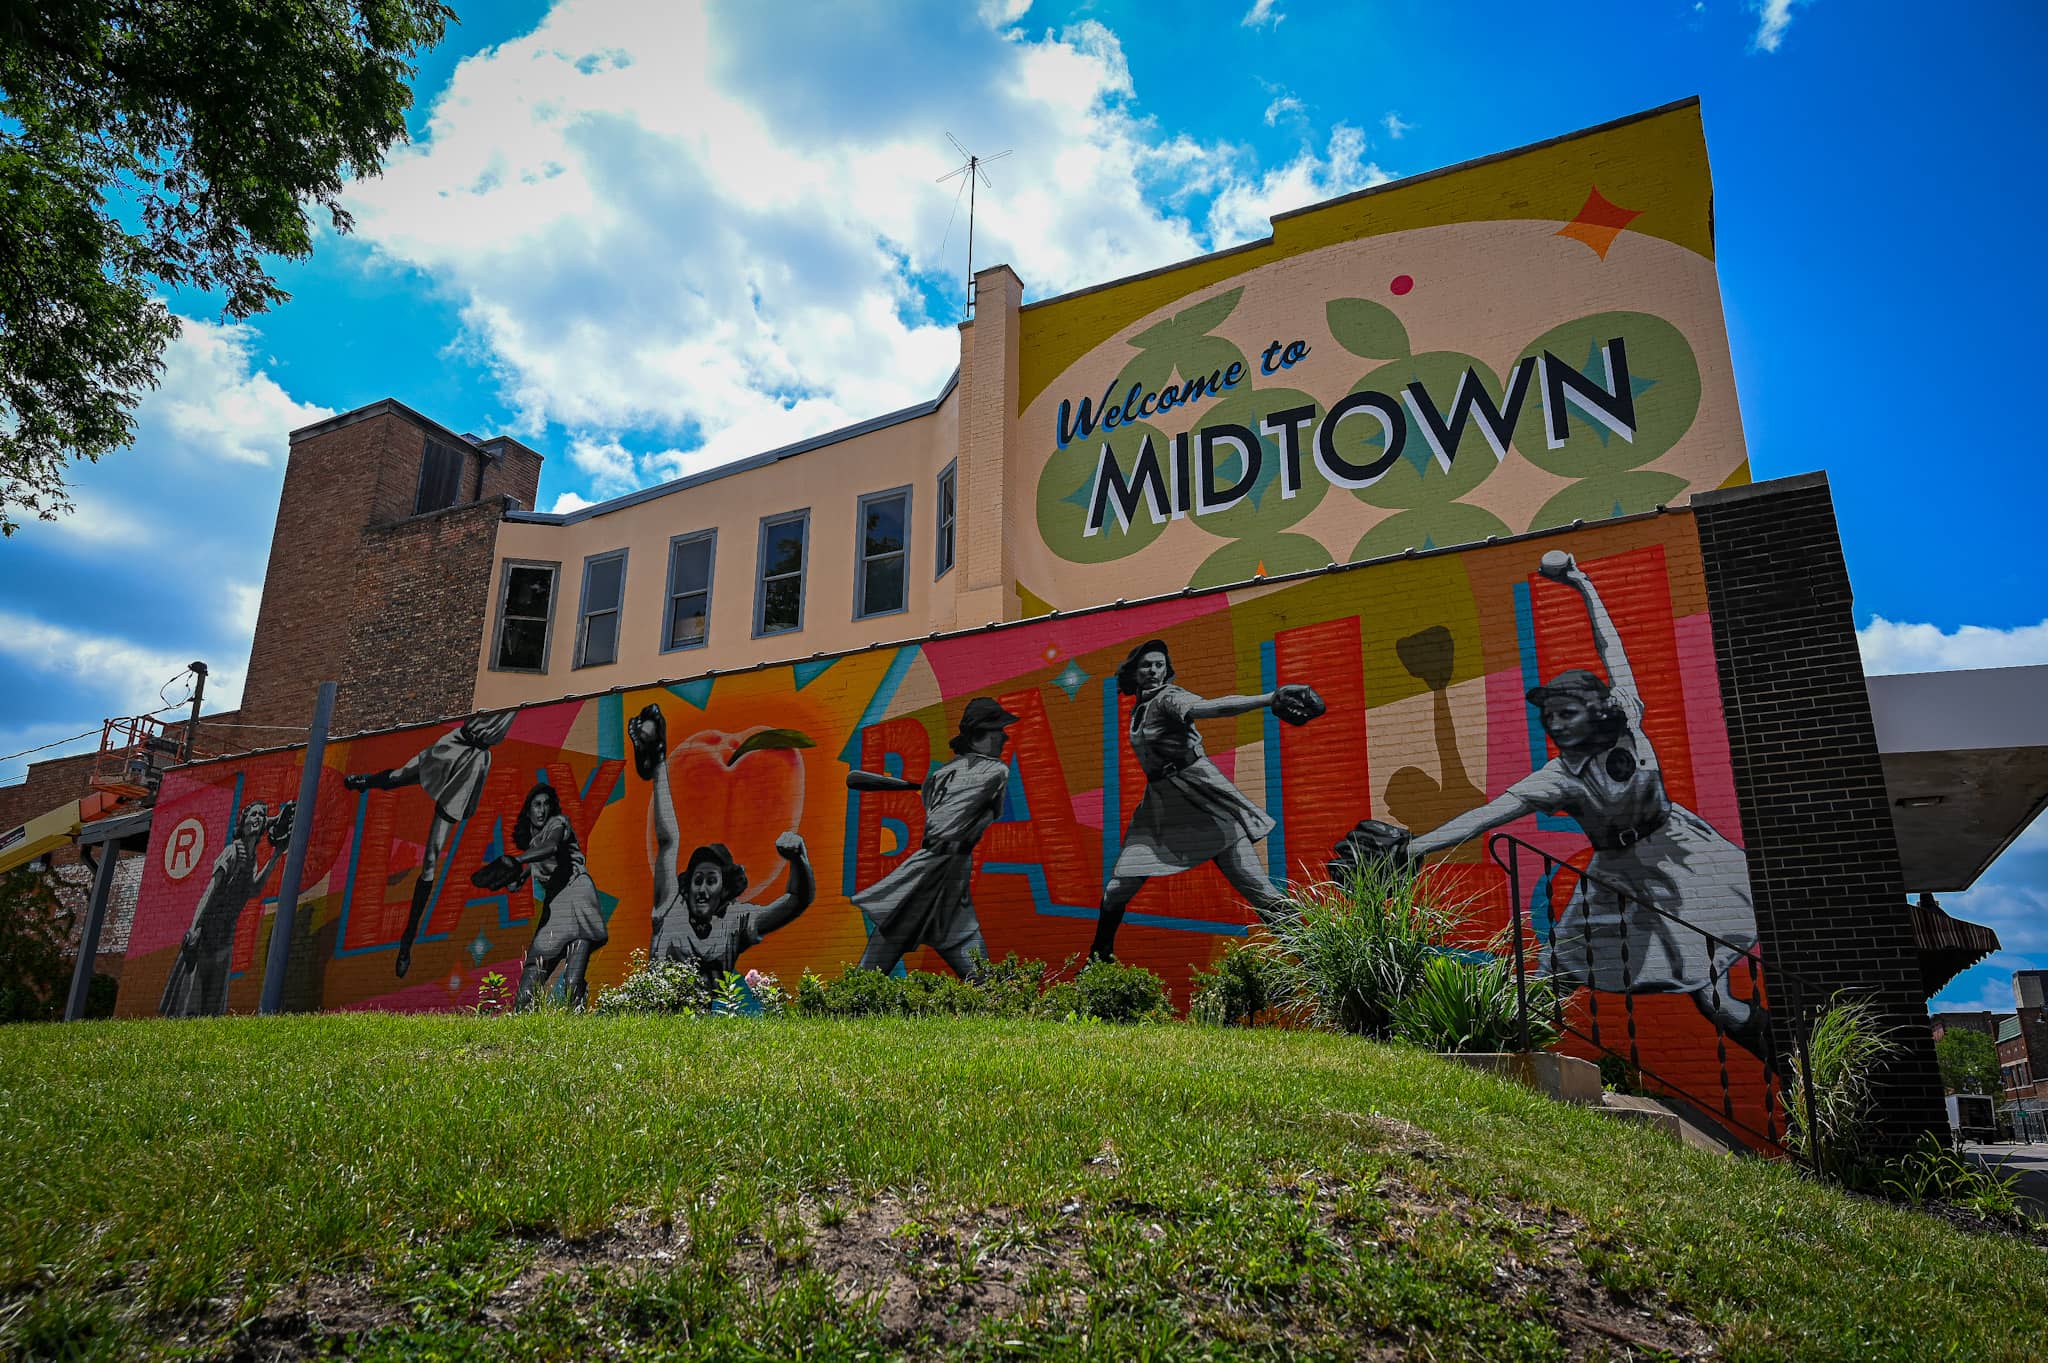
[1271,683,1326,727]
[264,801,296,849]
[470,854,528,892]
[1327,818,1418,882]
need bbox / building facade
[61,98,1990,1150]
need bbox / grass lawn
[1,1013,2042,1360]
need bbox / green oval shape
[1035,414,1173,564]
[1336,351,1503,511]
[1512,311,1699,476]
[1178,384,1325,540]
[1189,531,1334,589]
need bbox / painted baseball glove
[1327,818,1418,883]
[264,801,296,849]
[1271,683,1326,727]
[470,854,528,892]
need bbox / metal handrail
[1486,829,1826,1176]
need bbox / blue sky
[3,0,2043,1010]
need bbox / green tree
[0,864,78,1022]
[0,0,454,535]
[1936,1027,2002,1097]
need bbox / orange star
[1555,186,1642,260]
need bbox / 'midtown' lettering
[1080,338,1636,537]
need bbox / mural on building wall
[123,513,1766,1124]
[1011,102,1745,609]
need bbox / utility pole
[181,661,208,760]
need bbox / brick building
[12,100,2045,1157]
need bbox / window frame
[660,529,718,655]
[934,461,957,580]
[489,557,560,675]
[572,548,630,670]
[752,508,811,639]
[853,484,913,622]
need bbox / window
[574,550,628,668]
[663,531,716,652]
[754,510,809,637]
[414,439,466,515]
[854,486,910,620]
[492,560,557,672]
[935,462,957,578]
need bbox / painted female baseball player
[344,709,517,977]
[483,783,609,1010]
[629,703,816,985]
[846,697,1020,978]
[1392,551,1763,1055]
[159,799,289,1017]
[1089,640,1324,961]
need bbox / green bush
[1070,957,1170,1024]
[1390,952,1560,1053]
[1785,992,1898,1168]
[1261,861,1458,1038]
[1881,1132,2032,1223]
[787,955,1062,1019]
[1189,940,1286,1026]
[592,952,713,1016]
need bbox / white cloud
[0,610,245,722]
[1382,112,1412,140]
[1750,0,1804,53]
[549,490,597,515]
[149,316,332,467]
[1242,0,1285,29]
[1263,94,1305,127]
[342,2,1385,507]
[1206,124,1390,247]
[1857,616,2048,676]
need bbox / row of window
[492,465,959,673]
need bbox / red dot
[1390,275,1413,296]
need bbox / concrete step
[1597,1093,1736,1155]
[1439,1051,1604,1105]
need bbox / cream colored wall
[474,391,962,710]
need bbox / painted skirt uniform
[851,751,1008,955]
[1114,684,1273,877]
[523,814,608,958]
[652,903,766,985]
[399,712,513,823]
[160,838,258,1017]
[1517,692,1757,994]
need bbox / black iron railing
[1486,830,1826,1174]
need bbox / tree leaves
[728,729,817,764]
[1326,298,1412,360]
[0,1,454,535]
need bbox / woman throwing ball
[1349,551,1764,1057]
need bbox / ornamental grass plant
[1261,859,1463,1039]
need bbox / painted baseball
[1538,549,1574,578]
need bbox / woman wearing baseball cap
[1393,552,1763,1057]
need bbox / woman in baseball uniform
[494,783,608,1009]
[1089,640,1322,961]
[344,709,517,978]
[159,800,285,1017]
[1400,552,1763,1055]
[851,697,1019,978]
[630,703,815,986]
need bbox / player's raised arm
[752,833,816,935]
[1540,552,1642,723]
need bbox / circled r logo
[163,817,207,881]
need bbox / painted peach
[645,726,810,902]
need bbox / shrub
[1784,992,1898,1168]
[1881,1132,2031,1223]
[788,955,1065,1019]
[593,951,713,1016]
[1189,940,1286,1027]
[1389,951,1560,1053]
[1262,860,1460,1038]
[788,966,909,1018]
[1071,957,1170,1024]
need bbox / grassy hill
[1,1013,2041,1361]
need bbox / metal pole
[181,661,208,760]
[65,841,122,1021]
[260,681,335,1015]
[1504,839,1530,1052]
[965,157,977,320]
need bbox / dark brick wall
[340,498,511,734]
[1693,472,1946,1148]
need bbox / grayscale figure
[159,799,292,1017]
[344,710,517,978]
[1090,640,1324,960]
[471,782,609,1009]
[629,703,815,984]
[844,697,1021,978]
[1341,551,1764,1056]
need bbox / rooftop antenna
[938,132,1009,321]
